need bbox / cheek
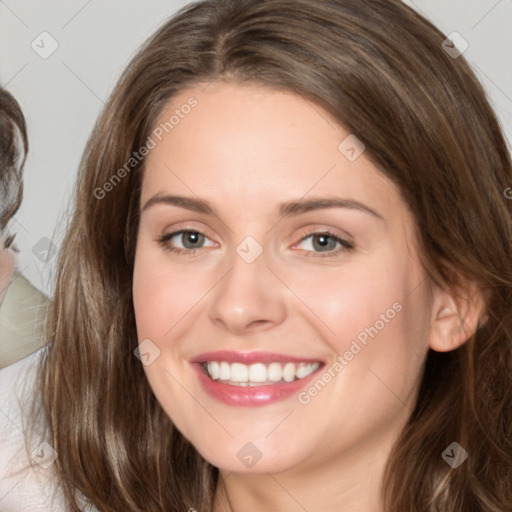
[132,245,211,340]
[132,246,210,434]
[290,251,403,330]
[0,248,14,302]
[287,247,430,377]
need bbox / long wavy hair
[37,0,512,510]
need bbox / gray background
[1,0,511,298]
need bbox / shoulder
[0,348,94,511]
[0,271,50,368]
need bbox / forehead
[141,81,401,217]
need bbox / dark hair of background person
[0,87,27,248]
[34,0,512,510]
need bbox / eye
[155,229,354,257]
[294,231,354,256]
[2,233,15,250]
[156,230,216,255]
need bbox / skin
[132,81,485,512]
[0,241,14,304]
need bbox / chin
[193,437,302,474]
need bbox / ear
[428,281,488,353]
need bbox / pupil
[184,232,202,248]
[313,234,334,251]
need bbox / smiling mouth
[201,360,322,386]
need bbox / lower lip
[192,363,323,407]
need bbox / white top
[0,348,96,511]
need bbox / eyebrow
[141,194,384,221]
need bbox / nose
[207,248,287,335]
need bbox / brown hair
[0,87,27,247]
[37,0,512,510]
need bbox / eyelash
[155,229,355,257]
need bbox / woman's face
[133,80,435,475]
[0,240,14,304]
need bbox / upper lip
[190,351,324,365]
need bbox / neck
[212,431,397,512]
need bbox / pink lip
[190,351,324,407]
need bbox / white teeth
[249,363,267,382]
[283,362,296,382]
[219,362,230,380]
[296,363,317,379]
[296,363,309,379]
[207,361,220,380]
[230,362,249,382]
[267,362,283,382]
[204,360,320,384]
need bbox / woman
[0,0,511,510]
[0,88,49,368]
[0,87,26,308]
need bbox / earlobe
[427,283,487,353]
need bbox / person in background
[0,87,49,368]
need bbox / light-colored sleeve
[0,348,69,511]
[0,272,50,369]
